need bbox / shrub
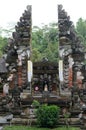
[36,104,60,128]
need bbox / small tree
[32,100,40,108]
[36,104,60,128]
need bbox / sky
[0,0,86,29]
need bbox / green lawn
[3,125,80,130]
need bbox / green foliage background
[32,23,59,62]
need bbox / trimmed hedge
[36,104,60,128]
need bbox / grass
[3,125,80,130]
